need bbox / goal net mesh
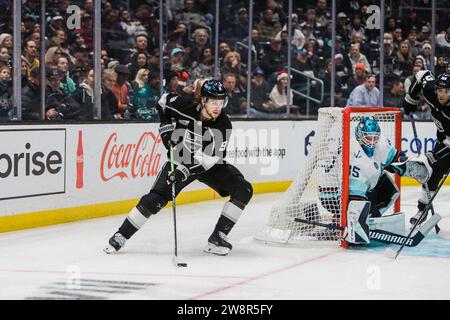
[255,107,400,246]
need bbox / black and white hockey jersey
[405,70,450,144]
[157,92,232,179]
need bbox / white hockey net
[256,107,401,247]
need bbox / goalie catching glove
[388,155,433,184]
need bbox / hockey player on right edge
[403,71,450,227]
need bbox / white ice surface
[0,187,449,300]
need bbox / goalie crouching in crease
[104,79,253,256]
[337,116,432,245]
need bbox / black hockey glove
[167,169,185,186]
[402,99,417,116]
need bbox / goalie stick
[385,167,450,259]
[294,216,440,247]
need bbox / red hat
[277,70,289,81]
[355,63,366,71]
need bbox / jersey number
[350,166,360,178]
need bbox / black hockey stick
[169,145,187,268]
[385,167,449,259]
[294,218,439,247]
[410,114,440,234]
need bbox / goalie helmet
[355,116,380,157]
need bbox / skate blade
[203,243,230,256]
[103,245,118,254]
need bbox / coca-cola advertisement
[100,131,163,182]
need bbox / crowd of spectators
[0,0,449,122]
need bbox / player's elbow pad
[390,155,433,184]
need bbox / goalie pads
[344,200,371,245]
[368,212,405,235]
[389,155,433,184]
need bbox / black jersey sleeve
[405,70,436,105]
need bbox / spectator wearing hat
[47,15,64,39]
[249,67,273,113]
[71,45,91,81]
[22,67,42,120]
[0,34,13,56]
[256,9,282,41]
[269,70,299,114]
[112,64,133,117]
[348,43,371,74]
[346,74,381,107]
[21,39,40,81]
[45,66,82,120]
[346,63,367,97]
[169,47,186,72]
[336,12,350,42]
[261,39,287,82]
[416,42,434,71]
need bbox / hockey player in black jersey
[403,71,450,225]
[104,79,253,256]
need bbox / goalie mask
[355,116,380,157]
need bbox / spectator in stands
[222,73,247,116]
[319,59,346,107]
[395,40,414,76]
[261,39,287,82]
[346,74,381,107]
[168,47,187,73]
[416,42,433,70]
[383,34,396,74]
[384,79,405,108]
[275,15,306,51]
[21,67,41,120]
[249,67,273,113]
[348,42,371,73]
[315,0,331,26]
[436,26,450,55]
[336,12,350,42]
[349,14,365,40]
[45,46,64,65]
[407,30,421,57]
[175,0,209,29]
[351,31,372,64]
[45,66,82,120]
[119,9,146,47]
[0,64,11,120]
[56,55,77,97]
[147,49,161,75]
[0,46,10,67]
[72,68,94,121]
[392,27,404,51]
[257,9,282,41]
[184,28,209,67]
[125,31,149,65]
[269,70,299,113]
[147,72,161,112]
[293,42,320,75]
[47,15,64,39]
[189,47,215,80]
[132,68,158,120]
[218,42,232,68]
[221,51,247,87]
[128,51,149,80]
[436,55,448,77]
[402,9,424,35]
[21,39,39,80]
[101,68,119,120]
[0,34,12,55]
[112,64,133,118]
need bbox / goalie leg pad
[345,200,371,244]
[368,212,405,235]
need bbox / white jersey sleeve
[373,135,398,169]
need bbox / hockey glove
[159,123,176,150]
[444,136,450,148]
[402,99,417,116]
[167,169,184,185]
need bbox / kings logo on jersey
[183,129,203,153]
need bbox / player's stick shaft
[410,115,440,233]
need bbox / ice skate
[204,231,232,256]
[103,232,126,254]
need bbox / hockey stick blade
[384,213,442,259]
[172,256,188,268]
